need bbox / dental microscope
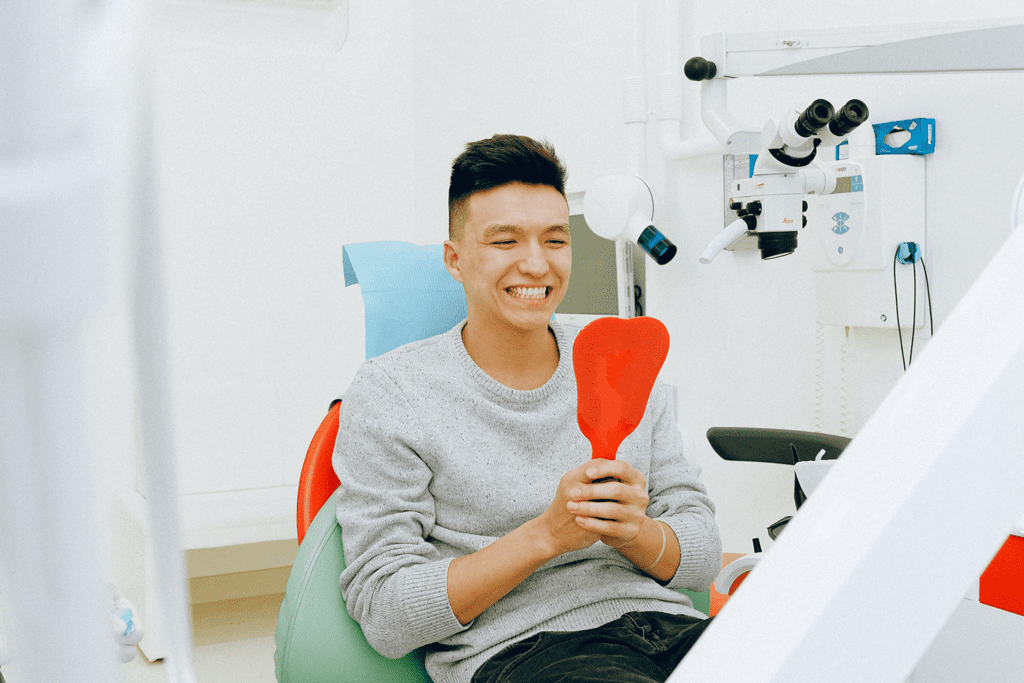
[688,54,870,263]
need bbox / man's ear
[442,240,464,283]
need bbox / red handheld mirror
[573,316,670,460]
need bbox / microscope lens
[758,231,798,260]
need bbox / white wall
[86,0,1024,557]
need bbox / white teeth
[507,286,548,299]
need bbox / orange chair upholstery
[296,400,342,544]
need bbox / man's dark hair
[448,134,568,240]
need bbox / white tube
[700,79,762,152]
[699,217,750,263]
[655,0,725,160]
[1011,166,1024,234]
[624,0,647,177]
[660,122,725,160]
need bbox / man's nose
[518,242,550,275]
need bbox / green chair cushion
[274,491,432,682]
[274,490,711,681]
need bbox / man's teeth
[507,286,548,299]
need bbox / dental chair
[273,241,716,683]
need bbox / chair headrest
[343,241,468,359]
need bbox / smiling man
[335,135,721,683]
[446,178,571,391]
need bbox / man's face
[444,182,571,335]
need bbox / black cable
[908,259,918,366]
[893,246,936,372]
[893,249,907,371]
[921,257,935,337]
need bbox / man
[335,134,721,683]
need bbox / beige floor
[122,593,284,683]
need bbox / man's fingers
[584,460,646,487]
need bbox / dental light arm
[700,98,870,262]
[584,175,677,265]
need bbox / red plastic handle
[573,317,670,460]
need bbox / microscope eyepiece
[794,99,835,139]
[828,99,870,137]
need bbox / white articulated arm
[670,221,1024,683]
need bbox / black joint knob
[684,57,717,82]
[746,201,762,216]
[729,201,742,211]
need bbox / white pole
[615,0,648,319]
[128,64,201,683]
[0,2,121,681]
[0,3,199,681]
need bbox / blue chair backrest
[342,241,468,359]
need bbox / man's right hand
[449,460,649,624]
[535,462,604,555]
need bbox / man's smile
[506,286,552,302]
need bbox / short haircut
[448,134,568,241]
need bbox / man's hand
[448,459,675,625]
[533,462,610,555]
[564,459,650,548]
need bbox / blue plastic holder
[897,241,921,264]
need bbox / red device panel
[980,534,1024,617]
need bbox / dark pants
[471,611,713,683]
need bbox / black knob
[684,57,717,81]
[745,201,762,216]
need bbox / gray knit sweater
[335,320,721,683]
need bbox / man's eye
[493,240,516,245]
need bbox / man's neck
[461,320,560,391]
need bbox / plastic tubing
[656,0,724,160]
[1011,167,1024,234]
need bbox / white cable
[813,323,826,431]
[1011,167,1024,234]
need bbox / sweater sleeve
[643,385,722,592]
[334,362,470,659]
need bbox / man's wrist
[521,516,566,563]
[614,517,658,564]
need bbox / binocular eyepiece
[829,99,869,137]
[794,98,870,139]
[795,99,835,139]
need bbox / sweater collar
[451,319,578,403]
